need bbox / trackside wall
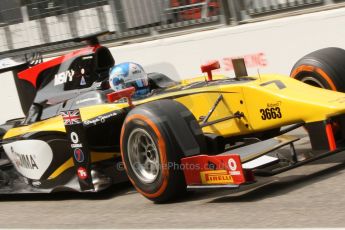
[110,7,345,80]
[0,7,345,123]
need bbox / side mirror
[107,87,136,107]
[201,60,220,81]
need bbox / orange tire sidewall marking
[120,114,169,199]
[291,65,337,91]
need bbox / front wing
[181,130,345,190]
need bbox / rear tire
[290,47,345,91]
[120,99,206,202]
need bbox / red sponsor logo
[223,52,267,71]
[77,167,88,180]
[207,52,267,72]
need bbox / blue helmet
[109,62,150,99]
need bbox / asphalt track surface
[1,130,345,228]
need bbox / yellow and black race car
[1,32,345,202]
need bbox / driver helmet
[109,62,150,99]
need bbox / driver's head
[109,62,150,99]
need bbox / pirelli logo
[200,170,233,185]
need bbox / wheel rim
[127,128,160,184]
[301,76,326,88]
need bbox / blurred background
[1,0,344,57]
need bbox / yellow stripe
[91,151,119,162]
[3,103,129,139]
[48,152,119,180]
[48,157,74,180]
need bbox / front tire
[290,47,345,91]
[120,100,206,202]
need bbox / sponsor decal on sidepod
[3,140,53,180]
[11,146,38,170]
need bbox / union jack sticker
[61,110,82,125]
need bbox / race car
[1,31,345,202]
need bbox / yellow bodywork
[5,73,345,139]
[4,73,345,179]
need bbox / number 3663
[260,107,282,120]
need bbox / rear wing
[0,31,112,116]
[0,53,43,115]
[0,57,25,74]
[0,53,42,74]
